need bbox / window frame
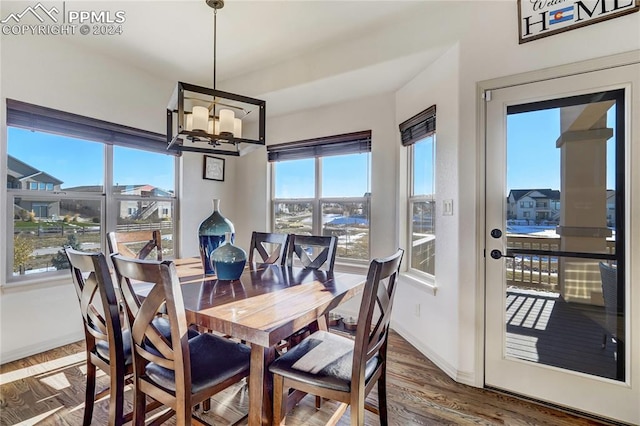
[5,104,179,284]
[270,153,371,265]
[407,134,436,280]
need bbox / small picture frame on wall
[203,155,225,181]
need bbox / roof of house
[63,184,173,196]
[509,189,560,201]
[7,155,63,185]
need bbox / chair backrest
[248,231,289,265]
[111,254,193,406]
[107,230,163,261]
[352,249,404,384]
[599,262,618,335]
[65,247,126,378]
[286,234,337,272]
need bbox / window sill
[400,272,438,296]
[334,260,369,275]
[2,272,71,293]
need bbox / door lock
[490,228,502,239]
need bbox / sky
[8,101,617,198]
[7,127,175,191]
[507,106,616,194]
[274,153,371,198]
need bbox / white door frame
[476,50,640,424]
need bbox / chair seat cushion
[95,327,134,365]
[95,317,198,365]
[269,330,380,393]
[145,333,251,394]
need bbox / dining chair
[283,234,338,355]
[65,247,131,426]
[269,248,404,426]
[599,262,618,349]
[108,229,168,320]
[107,230,163,261]
[286,234,337,271]
[248,231,290,265]
[111,254,252,426]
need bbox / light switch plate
[443,199,453,216]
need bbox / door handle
[490,249,515,260]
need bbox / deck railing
[506,235,615,292]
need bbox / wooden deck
[506,288,618,380]
[0,331,614,425]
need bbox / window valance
[399,105,436,146]
[267,130,371,162]
[6,99,178,156]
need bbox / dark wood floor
[0,331,611,426]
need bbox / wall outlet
[443,199,454,216]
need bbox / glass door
[484,63,639,424]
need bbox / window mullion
[315,157,321,235]
[104,144,115,246]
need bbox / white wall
[393,43,463,380]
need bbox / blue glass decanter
[198,199,234,276]
[211,232,247,281]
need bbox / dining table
[138,257,366,426]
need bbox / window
[269,131,371,262]
[6,99,178,281]
[400,104,436,277]
[408,136,436,276]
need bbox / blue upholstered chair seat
[95,317,198,365]
[145,333,251,394]
[269,330,379,392]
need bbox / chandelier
[167,0,266,156]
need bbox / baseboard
[391,320,476,386]
[1,331,83,364]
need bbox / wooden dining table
[146,257,366,426]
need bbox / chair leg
[83,362,97,426]
[109,368,125,426]
[350,389,366,426]
[377,372,388,426]
[133,386,147,426]
[272,374,287,426]
[202,398,211,412]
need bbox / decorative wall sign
[518,0,639,43]
[203,155,225,181]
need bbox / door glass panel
[505,91,624,381]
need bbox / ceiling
[1,0,460,116]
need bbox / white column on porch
[556,101,614,304]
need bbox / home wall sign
[518,0,639,43]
